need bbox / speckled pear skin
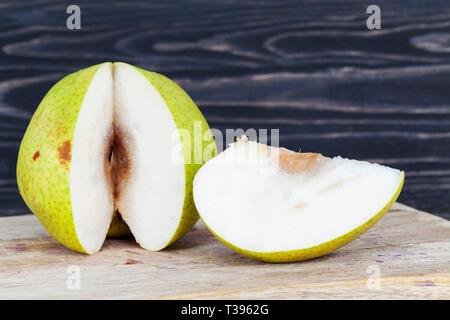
[130,64,217,249]
[204,173,404,263]
[16,63,108,254]
[107,213,131,238]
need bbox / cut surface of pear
[17,62,215,254]
[193,137,404,262]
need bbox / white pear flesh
[70,63,115,253]
[193,137,404,262]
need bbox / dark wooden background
[0,0,449,219]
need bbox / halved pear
[17,62,215,254]
[193,136,404,263]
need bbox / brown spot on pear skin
[57,140,71,167]
[32,151,40,161]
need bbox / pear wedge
[193,136,404,262]
[17,62,215,254]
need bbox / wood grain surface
[0,1,449,219]
[0,203,449,299]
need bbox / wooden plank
[0,203,449,299]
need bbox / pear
[17,62,216,254]
[106,213,131,238]
[193,136,404,263]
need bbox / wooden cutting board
[0,203,449,299]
